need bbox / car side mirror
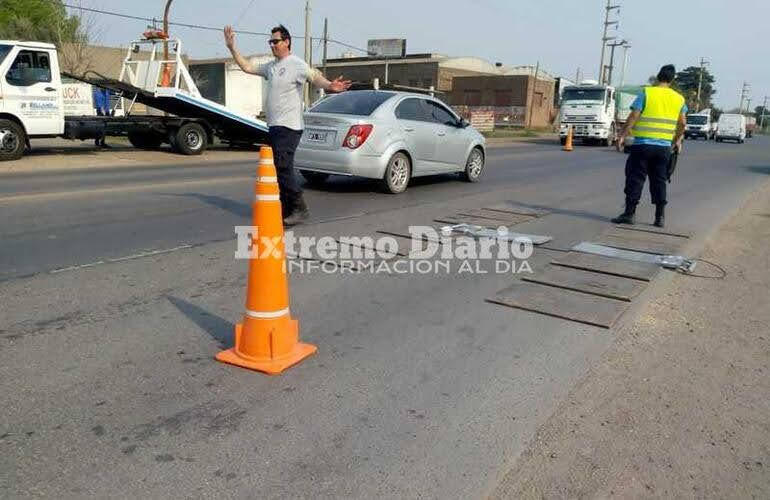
[458,118,470,128]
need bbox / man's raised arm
[224,25,259,75]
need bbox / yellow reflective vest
[631,86,685,141]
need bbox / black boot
[654,204,665,228]
[283,196,310,226]
[611,203,636,225]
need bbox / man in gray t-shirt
[225,24,351,225]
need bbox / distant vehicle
[558,81,627,147]
[685,110,713,140]
[295,90,486,194]
[715,114,747,143]
[745,115,756,138]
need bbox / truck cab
[559,82,617,146]
[0,41,68,159]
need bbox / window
[309,90,395,116]
[6,50,52,86]
[562,88,605,102]
[426,100,458,126]
[395,98,430,122]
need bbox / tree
[674,66,716,112]
[0,0,95,75]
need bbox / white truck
[715,113,747,143]
[0,38,269,161]
[685,109,713,140]
[558,81,637,147]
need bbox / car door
[4,48,63,136]
[425,99,468,171]
[394,97,439,174]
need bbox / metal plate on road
[488,281,630,329]
[612,224,692,239]
[594,234,683,256]
[551,252,660,281]
[523,265,647,302]
[605,227,689,246]
[482,204,550,217]
[455,209,535,225]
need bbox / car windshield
[562,88,606,102]
[0,45,12,66]
[687,115,708,125]
[309,90,395,116]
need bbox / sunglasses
[268,38,284,45]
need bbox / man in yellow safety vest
[613,64,687,228]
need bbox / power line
[56,1,372,53]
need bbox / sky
[68,0,770,110]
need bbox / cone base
[215,342,317,375]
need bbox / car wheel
[174,122,208,155]
[300,170,330,186]
[0,119,27,161]
[382,152,411,194]
[559,137,567,146]
[461,147,484,182]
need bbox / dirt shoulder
[491,180,770,499]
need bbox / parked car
[294,90,486,194]
[715,114,747,143]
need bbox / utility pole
[527,61,540,129]
[739,81,750,113]
[606,39,627,87]
[575,67,581,85]
[618,40,631,88]
[598,0,620,85]
[321,18,328,78]
[304,0,312,108]
[695,57,709,111]
[760,96,768,130]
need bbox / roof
[0,40,57,50]
[325,53,556,80]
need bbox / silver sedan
[295,90,486,194]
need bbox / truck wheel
[0,119,27,161]
[128,131,162,150]
[174,123,208,155]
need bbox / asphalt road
[1,137,768,498]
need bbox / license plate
[306,131,328,143]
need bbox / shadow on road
[166,296,233,348]
[158,192,251,218]
[303,173,459,194]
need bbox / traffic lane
[1,136,765,282]
[0,144,607,281]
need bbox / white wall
[225,55,272,119]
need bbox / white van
[715,114,747,143]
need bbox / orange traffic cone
[563,125,574,151]
[216,146,317,374]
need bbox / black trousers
[268,126,304,214]
[624,144,671,207]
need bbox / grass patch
[481,128,549,138]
